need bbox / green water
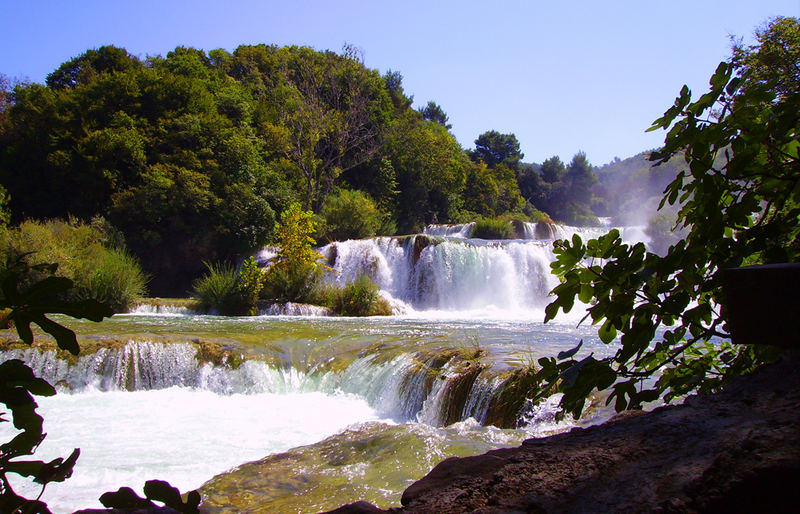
[57,313,610,370]
[9,312,616,512]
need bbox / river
[0,222,648,512]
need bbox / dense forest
[0,44,682,295]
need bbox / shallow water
[0,312,613,512]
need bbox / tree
[731,16,800,100]
[263,203,327,303]
[382,69,413,110]
[387,113,468,232]
[540,155,566,183]
[269,46,393,211]
[564,151,597,207]
[533,45,799,419]
[45,45,141,90]
[470,130,523,170]
[419,101,452,129]
[318,188,385,242]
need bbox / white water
[3,387,383,512]
[0,334,583,512]
[323,237,558,314]
[321,222,650,316]
[423,222,475,238]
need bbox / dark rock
[336,350,800,513]
[722,263,800,347]
[325,500,387,513]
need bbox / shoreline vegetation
[0,42,685,297]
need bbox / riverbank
[330,350,800,513]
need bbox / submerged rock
[199,421,528,513]
[331,351,800,513]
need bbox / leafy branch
[533,55,798,419]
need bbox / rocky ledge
[329,350,800,513]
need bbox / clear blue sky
[2,0,798,165]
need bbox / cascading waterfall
[423,223,475,238]
[553,223,651,246]
[322,236,558,313]
[0,341,534,428]
[318,220,653,315]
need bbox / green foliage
[275,203,321,268]
[0,185,10,229]
[387,114,468,233]
[731,16,800,100]
[0,219,147,312]
[262,204,329,303]
[262,260,326,304]
[238,256,266,315]
[470,218,515,240]
[418,101,452,130]
[73,248,149,312]
[537,35,800,419]
[517,152,600,226]
[191,261,243,315]
[318,189,386,242]
[463,161,525,217]
[470,130,523,170]
[326,274,392,316]
[192,256,267,315]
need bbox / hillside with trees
[0,43,681,295]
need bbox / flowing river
[0,222,649,512]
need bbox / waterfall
[130,304,194,315]
[323,236,557,313]
[553,223,650,246]
[423,223,475,238]
[1,341,533,429]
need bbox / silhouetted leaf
[100,487,156,509]
[557,340,582,360]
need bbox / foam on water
[0,387,385,513]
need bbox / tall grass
[326,275,392,316]
[73,249,148,312]
[191,262,244,315]
[0,219,148,312]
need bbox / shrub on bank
[192,262,246,315]
[0,219,147,312]
[262,260,327,305]
[470,218,515,239]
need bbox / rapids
[0,222,652,512]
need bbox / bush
[470,218,514,239]
[318,189,386,242]
[261,203,330,304]
[0,219,148,312]
[192,262,245,315]
[326,275,392,316]
[74,249,148,312]
[261,260,326,304]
